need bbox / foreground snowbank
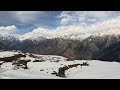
[0,51,120,79]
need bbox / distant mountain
[93,41,120,62]
[0,34,21,50]
[1,28,120,62]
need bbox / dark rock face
[62,35,119,60]
[0,42,5,50]
[1,35,120,62]
[20,38,80,59]
[93,41,120,62]
[0,35,20,50]
[61,35,120,61]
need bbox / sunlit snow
[0,51,120,79]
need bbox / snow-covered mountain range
[1,30,120,62]
[1,27,119,42]
[19,27,120,41]
[1,18,120,61]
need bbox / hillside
[0,51,120,79]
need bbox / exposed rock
[1,34,120,62]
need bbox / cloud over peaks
[0,25,18,35]
[20,16,120,40]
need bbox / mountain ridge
[1,28,120,61]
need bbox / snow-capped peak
[96,28,120,36]
[0,34,20,41]
[19,26,88,41]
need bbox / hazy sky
[0,11,120,35]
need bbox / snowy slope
[0,51,120,79]
[66,60,120,79]
[0,51,19,58]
